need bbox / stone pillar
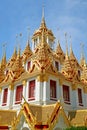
[36,81,43,103]
[8,84,14,108]
[22,80,27,102]
[43,81,50,103]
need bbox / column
[22,80,27,102]
[8,84,14,108]
[72,89,78,109]
[35,80,42,102]
[43,81,50,103]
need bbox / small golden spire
[1,43,7,68]
[11,47,17,60]
[65,32,67,45]
[27,27,30,44]
[66,44,69,59]
[80,43,84,60]
[2,42,7,60]
[57,28,60,43]
[40,3,46,28]
[42,3,45,20]
[16,34,18,45]
[19,33,22,45]
[17,46,21,58]
[64,33,69,59]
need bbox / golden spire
[22,28,32,63]
[81,58,87,82]
[69,37,79,69]
[65,32,68,46]
[2,42,7,63]
[40,4,46,29]
[61,42,75,79]
[6,47,17,68]
[57,28,60,42]
[69,36,75,60]
[0,61,5,83]
[12,47,17,60]
[55,40,64,57]
[65,41,69,60]
[70,43,75,60]
[27,27,30,44]
[80,43,85,67]
[17,46,21,59]
[1,49,7,70]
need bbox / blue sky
[0,0,87,61]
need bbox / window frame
[62,85,70,104]
[78,88,83,106]
[50,80,57,100]
[2,88,8,106]
[15,84,23,104]
[28,79,35,101]
[55,61,59,71]
[27,61,31,71]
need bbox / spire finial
[65,33,68,58]
[65,32,67,45]
[57,28,60,43]
[42,3,45,19]
[70,36,72,53]
[80,43,84,59]
[2,43,7,63]
[27,27,30,41]
[16,34,18,45]
[27,27,30,45]
[40,2,46,28]
[2,42,6,56]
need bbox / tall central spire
[42,4,44,20]
[40,4,46,28]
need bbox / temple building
[0,9,87,130]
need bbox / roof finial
[18,45,21,58]
[19,33,22,44]
[40,2,46,28]
[2,42,7,60]
[70,35,72,53]
[80,43,84,59]
[65,32,67,45]
[42,3,45,20]
[16,34,18,45]
[65,33,68,58]
[27,27,30,45]
[57,28,60,43]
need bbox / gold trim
[71,83,77,90]
[59,79,63,86]
[83,86,87,93]
[22,80,27,86]
[37,74,48,82]
[9,83,14,90]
